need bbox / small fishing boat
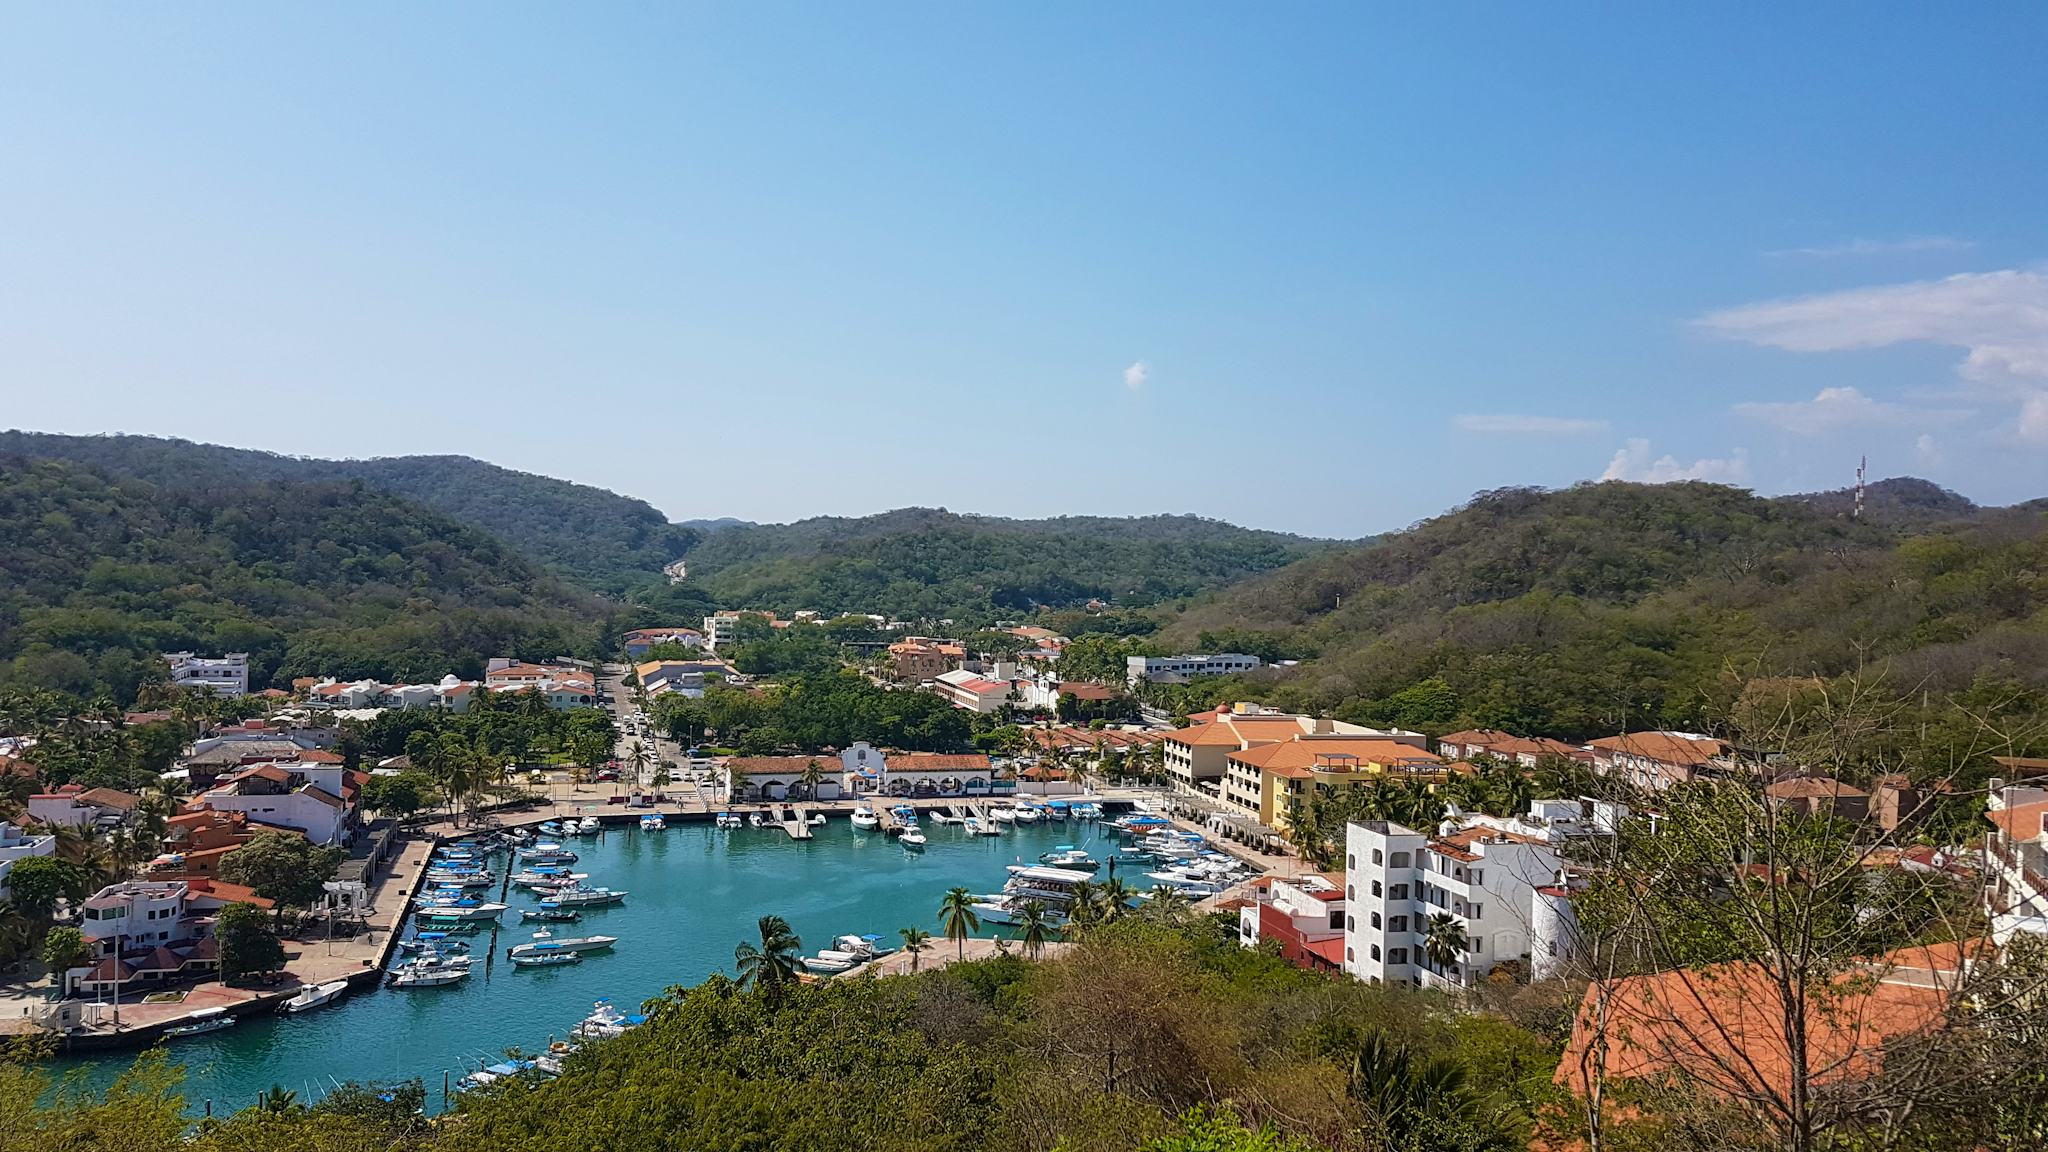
[162,1006,235,1037]
[423,872,496,889]
[281,979,349,1014]
[508,927,620,957]
[511,949,585,968]
[1072,802,1103,819]
[575,816,602,835]
[1013,804,1042,823]
[988,805,1018,824]
[716,812,743,829]
[803,954,856,974]
[512,869,589,888]
[640,813,666,831]
[539,821,564,836]
[397,932,469,954]
[573,998,649,1039]
[1045,800,1071,820]
[388,956,474,987]
[544,886,627,908]
[414,900,508,922]
[962,817,983,835]
[1038,846,1102,872]
[461,1059,536,1088]
[521,905,582,923]
[808,813,826,826]
[900,827,927,849]
[850,805,880,830]
[518,843,579,864]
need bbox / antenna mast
[1853,455,1866,519]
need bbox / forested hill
[676,508,1332,621]
[1155,479,2048,739]
[0,457,608,702]
[0,432,697,593]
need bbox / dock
[876,805,904,836]
[780,804,814,840]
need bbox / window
[1371,880,1382,897]
[1389,947,1408,964]
[1346,914,1355,930]
[1346,885,1355,901]
[1548,940,1559,957]
[1470,903,1484,919]
[1390,915,1408,933]
[1472,869,1484,886]
[1391,883,1409,900]
[1370,911,1382,928]
[1346,947,1354,962]
[1371,848,1383,865]
[1347,852,1356,871]
[1370,944,1381,960]
[1390,851,1410,868]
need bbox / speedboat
[1013,804,1042,823]
[803,954,856,974]
[574,817,603,835]
[833,934,891,958]
[387,956,474,988]
[397,932,469,955]
[414,900,508,922]
[162,1006,235,1037]
[424,873,496,890]
[640,813,666,831]
[508,928,619,957]
[900,827,927,850]
[461,1059,537,1088]
[512,869,588,888]
[518,843,578,864]
[716,812,743,829]
[1045,800,1071,820]
[281,979,349,1014]
[1072,802,1102,819]
[1038,846,1102,871]
[962,817,983,835]
[573,999,649,1039]
[927,811,961,825]
[539,821,564,836]
[544,886,627,908]
[521,905,581,923]
[989,805,1017,823]
[512,950,584,968]
[850,806,880,829]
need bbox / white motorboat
[748,813,765,828]
[1013,805,1042,823]
[513,950,584,968]
[388,956,474,987]
[508,928,619,957]
[832,934,891,958]
[988,805,1017,823]
[281,979,350,1014]
[521,905,581,923]
[803,954,856,974]
[414,900,508,922]
[575,817,603,835]
[461,1059,537,1088]
[544,886,627,908]
[640,813,666,831]
[1038,846,1102,872]
[424,872,496,889]
[900,827,927,849]
[573,998,649,1039]
[969,898,1071,928]
[971,818,1003,836]
[808,814,826,826]
[397,932,470,956]
[518,843,578,863]
[716,812,743,829]
[850,806,880,829]
[162,1006,235,1037]
[1144,872,1228,897]
[927,811,961,825]
[512,869,588,888]
[962,818,983,835]
[538,821,564,836]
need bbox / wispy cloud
[1731,386,1970,436]
[1600,439,1751,485]
[1765,235,1976,259]
[1915,434,1943,466]
[1122,361,1150,391]
[1451,414,1609,435]
[1697,270,2048,443]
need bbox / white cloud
[1915,434,1943,466]
[2021,392,2048,443]
[1600,438,1752,485]
[1731,385,1970,436]
[1451,414,1609,435]
[1766,235,1976,259]
[1122,361,1150,391]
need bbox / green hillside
[1156,480,2048,739]
[0,431,698,593]
[678,507,1332,622]
[0,457,607,701]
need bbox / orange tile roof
[1588,731,1726,767]
[1229,737,1443,776]
[1988,801,2048,841]
[887,753,993,772]
[726,757,839,776]
[1765,776,1868,800]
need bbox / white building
[1236,873,1349,973]
[1341,814,1571,989]
[1986,784,2048,944]
[702,614,743,651]
[931,668,1021,714]
[723,756,847,801]
[79,880,192,956]
[1126,653,1262,687]
[165,652,250,697]
[190,757,358,845]
[0,821,56,902]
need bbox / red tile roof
[887,753,993,772]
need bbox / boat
[1144,871,1228,897]
[747,813,765,828]
[833,933,891,958]
[927,811,961,826]
[971,818,1003,836]
[1038,846,1102,872]
[538,820,564,836]
[461,1059,537,1088]
[162,1006,235,1037]
[508,928,619,957]
[414,900,508,922]
[988,805,1017,824]
[850,806,880,830]
[521,905,582,923]
[575,816,603,835]
[716,812,743,829]
[512,869,589,888]
[1004,864,1095,905]
[388,955,474,987]
[900,827,927,850]
[281,979,349,1014]
[640,813,666,831]
[573,999,649,1039]
[1072,802,1103,819]
[511,949,586,968]
[962,817,982,835]
[808,814,826,826]
[518,843,579,864]
[803,954,856,974]
[423,872,496,889]
[1045,800,1071,820]
[397,932,470,954]
[970,896,1072,928]
[1013,804,1042,823]
[542,886,627,908]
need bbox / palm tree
[1347,1032,1514,1151]
[1095,877,1135,924]
[937,887,980,960]
[797,758,828,801]
[1066,879,1102,930]
[733,914,804,1007]
[1423,912,1466,975]
[1015,900,1059,959]
[1142,884,1192,925]
[898,926,931,971]
[256,1085,299,1113]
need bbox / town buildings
[1435,729,1584,767]
[622,627,705,657]
[888,637,966,682]
[1162,706,1427,810]
[1235,873,1348,973]
[25,785,138,829]
[164,652,250,697]
[187,752,363,846]
[66,877,272,995]
[880,752,1000,798]
[0,820,56,902]
[1763,775,1871,821]
[931,668,1021,713]
[635,658,732,699]
[1126,653,1262,687]
[723,756,847,801]
[1587,731,1732,790]
[1225,737,1445,830]
[1985,776,2048,944]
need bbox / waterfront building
[164,652,250,697]
[1163,705,1424,802]
[188,755,363,846]
[879,753,1000,798]
[1125,653,1261,687]
[1235,873,1348,973]
[622,627,705,657]
[724,756,847,801]
[1224,738,1446,829]
[66,877,271,995]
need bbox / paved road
[596,665,721,808]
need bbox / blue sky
[3,5,2044,536]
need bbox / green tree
[1140,1107,1324,1152]
[937,886,980,960]
[3,856,80,921]
[732,914,803,1009]
[1347,1032,1518,1152]
[219,831,346,924]
[797,758,828,801]
[38,926,87,989]
[897,926,931,972]
[1422,912,1466,975]
[216,901,284,981]
[1015,900,1059,959]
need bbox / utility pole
[1853,455,1866,519]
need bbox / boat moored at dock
[162,1006,235,1037]
[281,979,349,1014]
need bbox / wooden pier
[781,804,814,840]
[875,805,905,836]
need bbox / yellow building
[1223,736,1447,829]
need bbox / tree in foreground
[216,901,284,982]
[937,886,980,960]
[38,927,87,991]
[733,913,802,1008]
[1016,899,1060,959]
[897,925,931,971]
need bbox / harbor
[47,807,1172,1112]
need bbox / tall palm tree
[897,926,931,971]
[1423,912,1466,975]
[1015,900,1059,959]
[733,914,804,1007]
[937,887,980,960]
[1142,884,1192,925]
[1095,877,1135,924]
[1348,1032,1514,1151]
[797,758,827,801]
[1066,879,1102,930]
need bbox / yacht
[969,896,1072,928]
[850,806,880,830]
[162,1006,235,1037]
[640,813,666,831]
[1143,871,1228,897]
[573,999,649,1039]
[574,816,603,835]
[545,886,627,908]
[900,826,927,850]
[509,928,618,958]
[1037,846,1102,872]
[1003,864,1095,905]
[281,979,349,1014]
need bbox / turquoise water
[55,816,1126,1113]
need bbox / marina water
[54,816,1124,1113]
